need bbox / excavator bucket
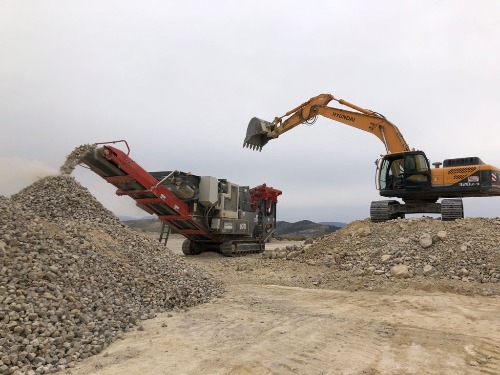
[243,117,274,151]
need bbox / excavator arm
[244,93,410,153]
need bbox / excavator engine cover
[243,117,274,151]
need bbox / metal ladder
[159,222,171,246]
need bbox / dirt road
[65,237,500,375]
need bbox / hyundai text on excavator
[78,141,281,256]
[243,93,500,221]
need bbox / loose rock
[292,217,500,285]
[1,165,224,373]
[391,264,410,279]
[419,233,433,249]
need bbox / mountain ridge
[121,217,345,239]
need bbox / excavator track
[441,198,464,221]
[371,198,464,222]
[370,200,402,222]
[220,241,265,257]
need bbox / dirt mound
[300,217,500,285]
[1,175,224,374]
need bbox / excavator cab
[379,151,431,193]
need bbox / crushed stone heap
[1,175,224,374]
[299,217,500,284]
[12,175,119,225]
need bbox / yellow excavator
[243,93,500,221]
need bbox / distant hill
[276,220,340,239]
[119,215,153,221]
[122,218,164,233]
[319,221,347,228]
[122,217,340,239]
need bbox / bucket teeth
[243,142,263,152]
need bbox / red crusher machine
[80,141,281,256]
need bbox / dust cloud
[0,156,58,196]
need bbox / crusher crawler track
[182,240,265,256]
[220,241,265,257]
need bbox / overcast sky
[1,0,499,223]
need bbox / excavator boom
[243,93,410,153]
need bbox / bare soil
[65,235,500,375]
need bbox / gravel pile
[1,174,224,374]
[12,176,119,226]
[297,217,500,284]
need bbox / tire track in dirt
[197,286,500,375]
[65,284,500,375]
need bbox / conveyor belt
[81,145,219,243]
